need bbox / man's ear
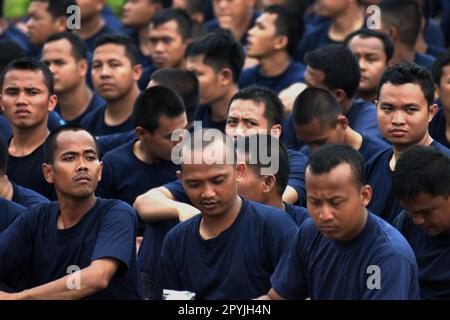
[337,114,349,130]
[236,162,246,179]
[48,94,57,112]
[333,88,347,104]
[133,63,143,81]
[77,59,89,77]
[429,103,438,122]
[262,175,276,194]
[176,170,182,180]
[97,161,103,182]
[361,184,372,207]
[42,163,53,184]
[135,127,147,141]
[270,124,282,139]
[218,68,233,87]
[274,35,288,52]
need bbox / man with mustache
[0,125,143,299]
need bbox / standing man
[0,125,143,299]
[261,144,420,300]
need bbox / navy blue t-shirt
[366,141,450,223]
[429,108,450,148]
[47,111,66,132]
[80,107,134,136]
[424,20,446,49]
[0,25,30,54]
[282,99,381,151]
[0,198,143,299]
[6,143,55,200]
[157,198,298,300]
[394,211,450,300]
[0,115,12,143]
[96,140,180,280]
[239,61,306,93]
[97,130,135,157]
[271,213,420,299]
[11,181,49,208]
[55,93,105,126]
[194,104,226,132]
[299,134,390,161]
[0,198,26,233]
[284,202,309,227]
[415,52,436,71]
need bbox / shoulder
[95,198,136,219]
[244,199,297,227]
[101,140,135,163]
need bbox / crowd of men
[0,0,449,300]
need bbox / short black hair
[392,145,450,200]
[293,87,342,127]
[179,0,205,14]
[379,0,422,47]
[305,44,360,99]
[229,85,284,127]
[186,29,245,83]
[263,5,304,57]
[344,28,394,63]
[0,57,54,95]
[431,52,450,86]
[150,68,199,124]
[152,0,173,8]
[150,8,193,40]
[307,144,366,187]
[377,62,435,107]
[93,34,139,66]
[0,40,25,74]
[0,138,8,175]
[132,85,186,133]
[237,134,290,196]
[45,32,87,60]
[43,124,100,164]
[32,0,77,20]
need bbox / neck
[104,85,140,126]
[265,195,284,210]
[329,5,365,41]
[138,26,150,56]
[344,127,363,150]
[200,196,242,240]
[391,134,433,170]
[341,98,353,115]
[357,90,376,103]
[9,124,49,157]
[415,31,427,54]
[392,42,416,65]
[57,195,97,229]
[57,85,92,122]
[0,175,13,201]
[229,11,253,42]
[133,140,158,164]
[258,53,291,77]
[210,85,238,122]
[75,16,104,40]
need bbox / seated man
[292,87,389,159]
[392,145,450,299]
[0,125,143,299]
[156,130,298,299]
[261,144,420,300]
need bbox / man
[185,30,244,132]
[0,125,143,299]
[148,8,193,71]
[377,0,435,70]
[292,87,389,159]
[236,134,309,226]
[261,144,420,300]
[80,34,142,136]
[41,32,104,125]
[0,57,56,199]
[345,29,394,103]
[74,0,125,53]
[240,5,305,94]
[282,44,381,150]
[295,0,366,63]
[0,139,49,208]
[392,145,450,299]
[430,53,450,148]
[366,62,450,224]
[26,0,75,57]
[206,0,258,45]
[157,130,297,299]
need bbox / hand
[278,83,307,117]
